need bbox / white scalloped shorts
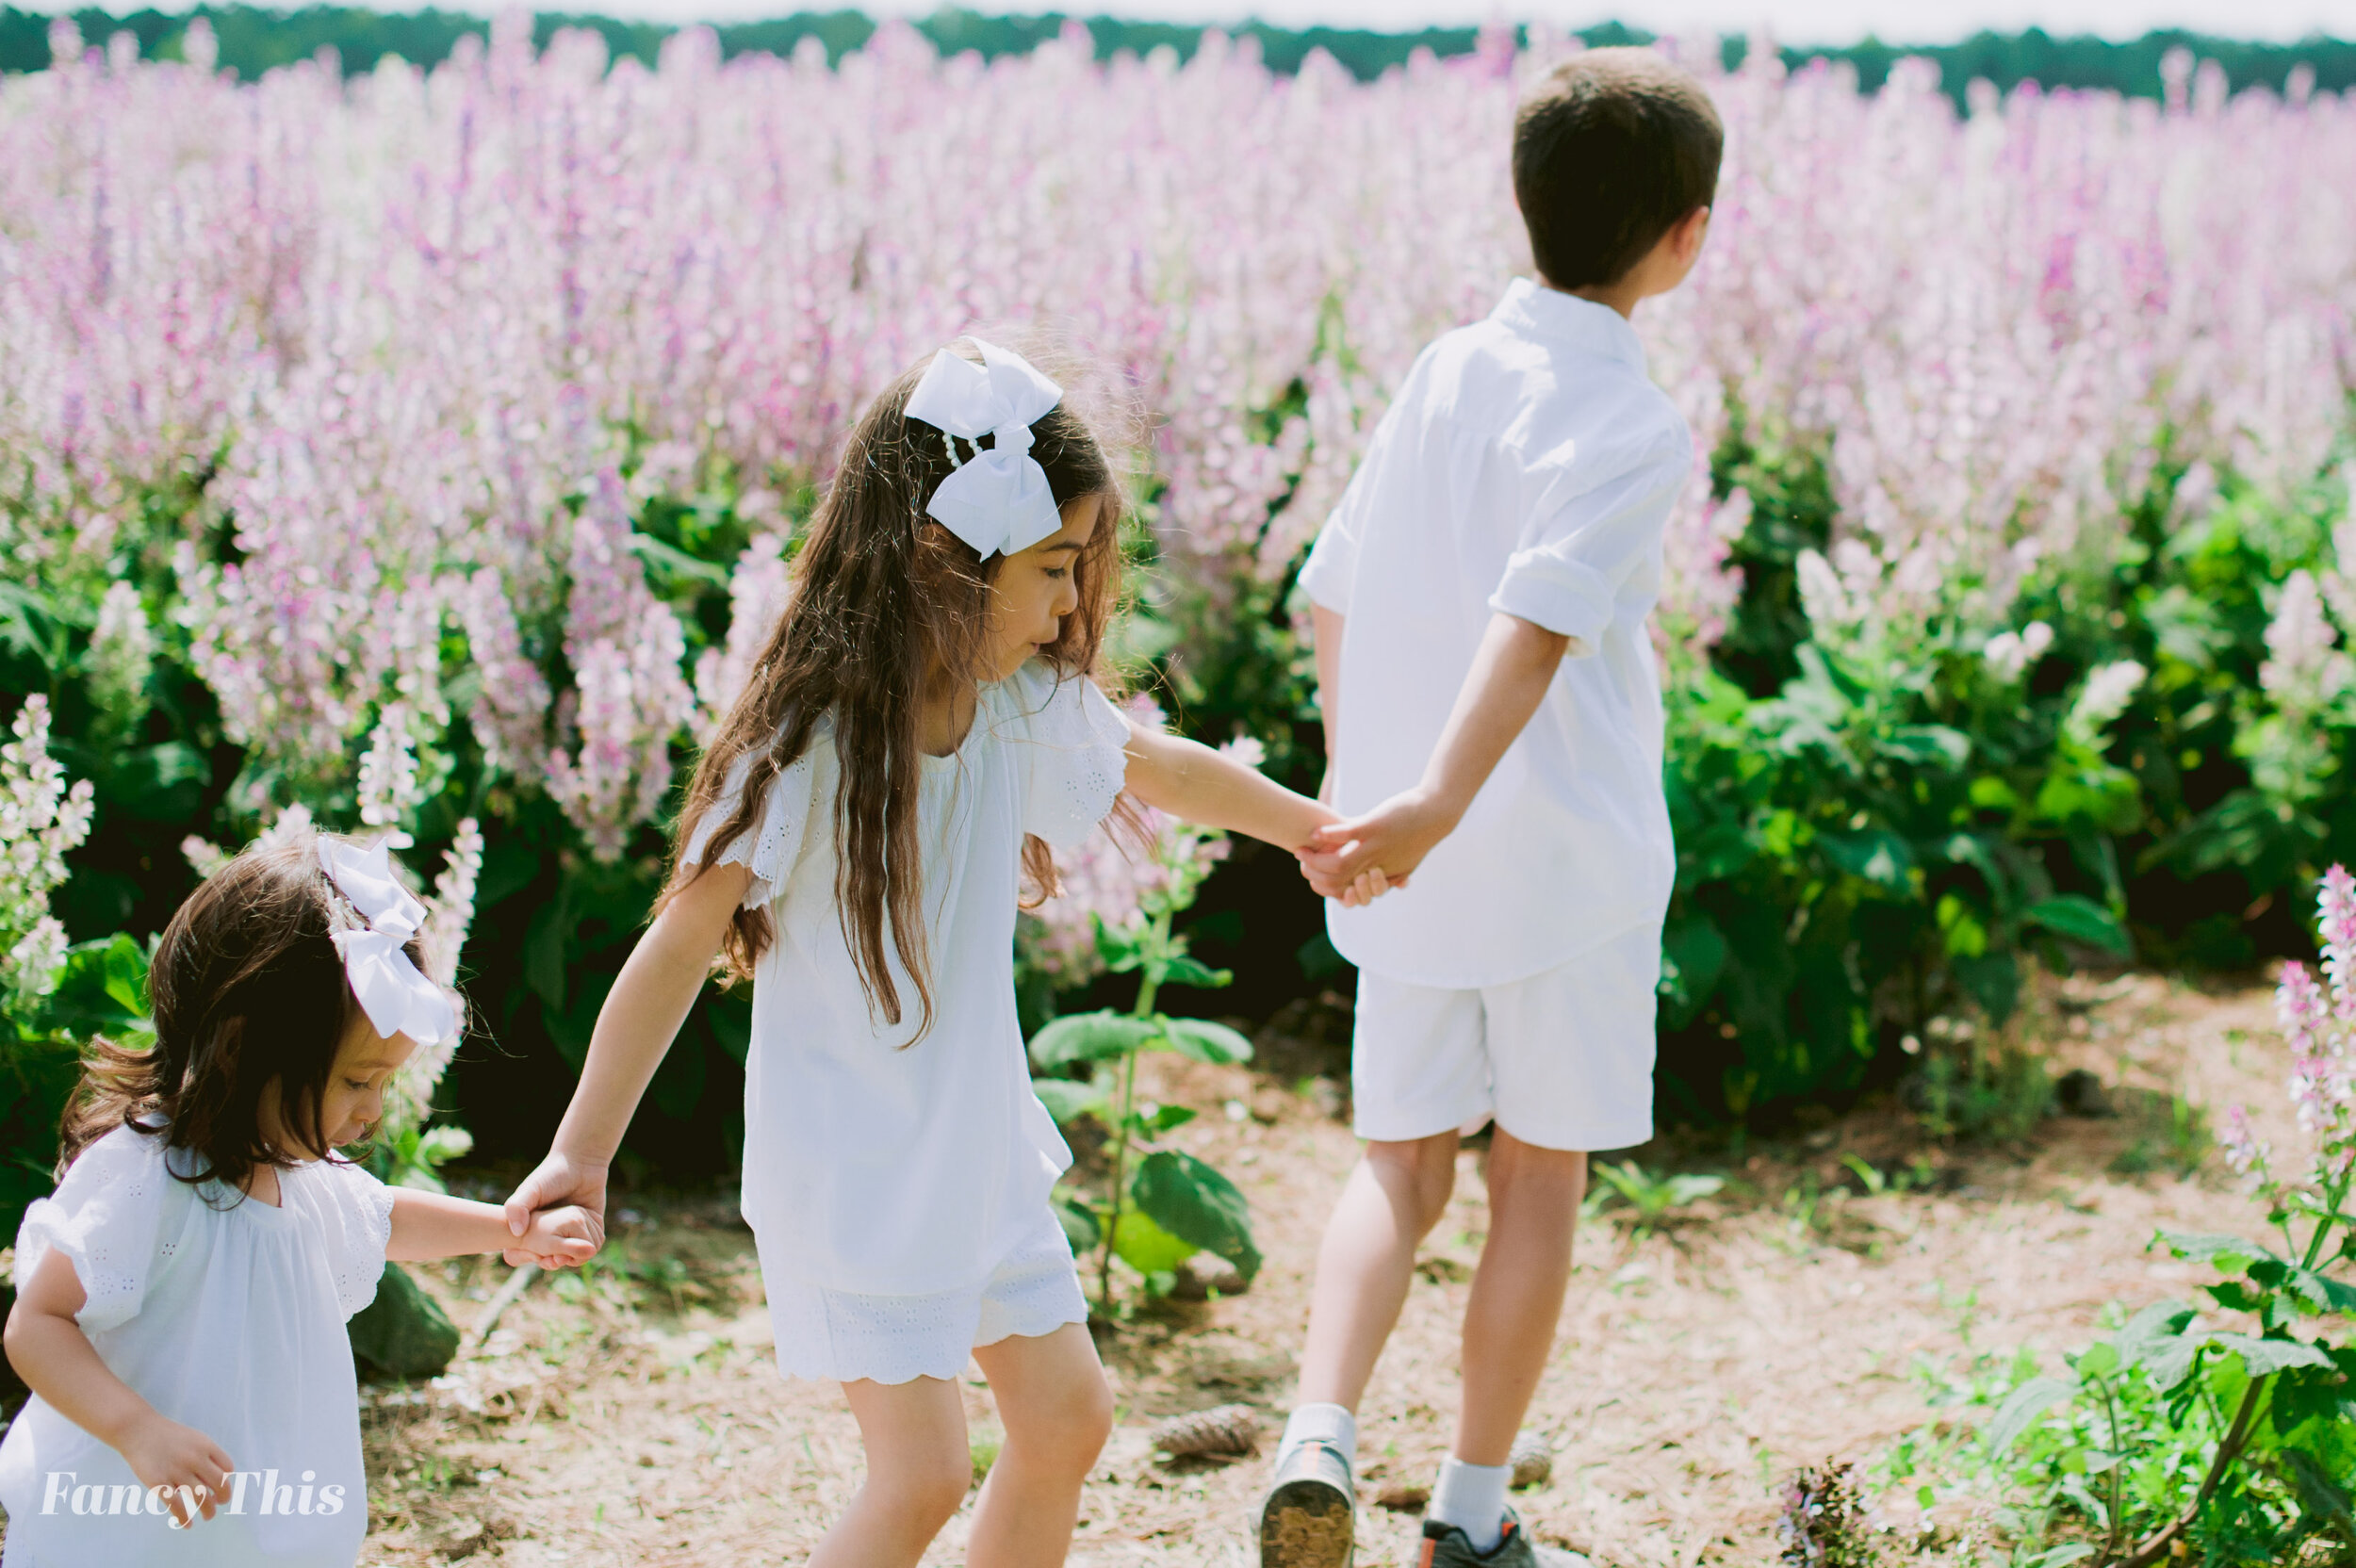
[1350,921,1661,1152]
[757,1206,1088,1386]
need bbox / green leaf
[1879,725,1971,769]
[1952,951,2021,1025]
[1027,1010,1164,1069]
[1159,1018,1253,1066]
[1677,821,1755,887]
[1109,1206,1198,1276]
[2283,1266,2356,1315]
[2023,1547,2096,1567]
[2160,1231,2268,1271]
[1660,913,1728,1026]
[1160,955,1234,990]
[1054,1194,1102,1252]
[1130,1150,1262,1281]
[1031,1079,1107,1123]
[2112,1299,2199,1371]
[2207,1332,2333,1378]
[1821,827,1914,893]
[1133,1103,1198,1135]
[1987,1376,2080,1455]
[626,531,733,587]
[2021,895,2133,957]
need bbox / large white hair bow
[904,338,1066,559]
[319,837,457,1047]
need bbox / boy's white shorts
[1350,921,1660,1152]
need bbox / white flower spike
[904,338,1066,560]
[319,836,457,1046]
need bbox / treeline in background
[2,3,2352,101]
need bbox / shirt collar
[1490,277,1648,374]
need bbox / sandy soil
[3,970,2306,1566]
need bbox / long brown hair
[661,340,1129,1038]
[57,833,436,1198]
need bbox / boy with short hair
[1266,47,1724,1568]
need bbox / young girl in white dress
[0,833,597,1567]
[499,338,1381,1567]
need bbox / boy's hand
[1300,786,1458,890]
[514,1203,600,1269]
[118,1413,235,1528]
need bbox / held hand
[118,1413,235,1528]
[501,1152,609,1268]
[1299,787,1458,890]
[512,1203,601,1270]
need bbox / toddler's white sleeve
[680,741,822,909]
[1490,431,1691,655]
[1003,662,1135,850]
[314,1156,398,1320]
[12,1125,172,1333]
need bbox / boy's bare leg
[1455,1130,1587,1463]
[1294,1131,1461,1409]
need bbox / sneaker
[1416,1508,1590,1568]
[1258,1437,1356,1568]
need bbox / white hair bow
[904,338,1066,559]
[319,837,457,1047]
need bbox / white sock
[1430,1455,1510,1552]
[1277,1402,1357,1473]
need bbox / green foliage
[1586,1160,1726,1235]
[9,8,2351,111]
[1026,821,1262,1316]
[1658,417,2356,1127]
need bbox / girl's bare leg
[811,1374,973,1568]
[966,1323,1116,1568]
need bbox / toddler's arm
[2,1250,235,1527]
[389,1189,597,1267]
[1300,611,1571,886]
[499,858,754,1258]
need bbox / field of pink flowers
[2,15,2354,1154]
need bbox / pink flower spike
[2277,961,2325,1053]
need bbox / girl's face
[262,1011,418,1157]
[982,493,1102,681]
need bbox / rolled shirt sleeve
[1488,433,1689,654]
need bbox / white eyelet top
[0,1116,394,1566]
[683,659,1132,1297]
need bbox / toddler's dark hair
[1513,47,1724,291]
[57,833,435,1200]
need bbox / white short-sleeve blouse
[0,1118,394,1567]
[683,659,1131,1297]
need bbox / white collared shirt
[1299,277,1692,988]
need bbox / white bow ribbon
[904,338,1066,559]
[319,837,456,1047]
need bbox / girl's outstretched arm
[1121,722,1334,851]
[499,859,754,1257]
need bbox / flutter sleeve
[1001,661,1136,850]
[311,1156,398,1321]
[680,739,823,909]
[12,1124,172,1334]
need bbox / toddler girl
[500,338,1377,1567]
[0,833,596,1566]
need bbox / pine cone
[1150,1403,1261,1458]
[1170,1252,1251,1300]
[1509,1430,1553,1491]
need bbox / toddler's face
[305,1016,419,1154]
[983,494,1101,680]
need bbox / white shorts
[1350,922,1660,1152]
[758,1206,1088,1386]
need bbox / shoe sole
[1259,1476,1354,1568]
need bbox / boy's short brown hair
[1513,47,1724,291]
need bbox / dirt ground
[2,970,2308,1566]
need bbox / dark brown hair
[1513,47,1724,291]
[57,833,432,1199]
[660,339,1130,1039]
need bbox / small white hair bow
[319,836,457,1047]
[904,338,1066,559]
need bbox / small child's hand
[514,1203,600,1269]
[119,1413,235,1528]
